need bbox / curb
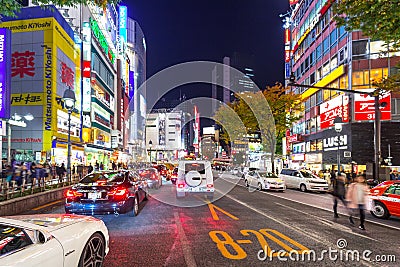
[0,187,69,216]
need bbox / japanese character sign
[61,62,75,88]
[319,95,349,129]
[11,51,36,78]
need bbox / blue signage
[119,5,127,43]
[285,63,291,79]
[0,28,11,119]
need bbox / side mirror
[36,230,52,244]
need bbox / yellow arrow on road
[207,202,239,221]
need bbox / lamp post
[62,87,76,184]
[148,140,153,163]
[333,116,343,175]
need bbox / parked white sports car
[0,214,109,267]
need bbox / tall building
[1,3,147,168]
[0,6,83,165]
[145,109,184,161]
[211,53,256,113]
[284,0,400,178]
[126,18,147,161]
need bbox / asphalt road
[23,173,400,267]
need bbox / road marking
[174,212,197,267]
[210,229,309,259]
[236,239,252,244]
[217,189,375,266]
[207,202,239,221]
[32,200,64,211]
[274,202,379,242]
[221,176,400,231]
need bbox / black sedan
[64,170,148,216]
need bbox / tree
[333,0,400,49]
[213,83,302,172]
[0,0,120,18]
[333,1,400,93]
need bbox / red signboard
[354,91,391,121]
[319,95,349,129]
[289,0,299,5]
[82,60,91,78]
[285,50,291,62]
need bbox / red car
[369,180,400,219]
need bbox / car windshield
[258,172,278,178]
[80,172,124,184]
[300,170,315,178]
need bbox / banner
[354,90,391,121]
[319,95,349,129]
[0,28,11,119]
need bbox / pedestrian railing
[0,174,83,202]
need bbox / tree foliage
[0,0,120,18]
[333,0,400,49]
[213,83,302,169]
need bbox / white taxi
[245,171,286,191]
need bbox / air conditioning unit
[344,151,351,158]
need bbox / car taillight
[207,184,214,188]
[108,187,128,197]
[152,174,156,179]
[178,183,185,188]
[65,189,83,198]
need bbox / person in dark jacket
[333,174,347,218]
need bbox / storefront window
[352,71,363,86]
[317,139,323,151]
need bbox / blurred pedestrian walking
[346,174,369,230]
[332,174,347,218]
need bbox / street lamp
[7,113,34,165]
[333,116,343,175]
[148,140,153,163]
[62,87,76,184]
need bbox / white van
[279,168,329,192]
[176,160,214,199]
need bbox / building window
[330,29,337,48]
[310,72,316,85]
[352,40,368,60]
[316,90,323,105]
[391,98,400,115]
[323,37,329,55]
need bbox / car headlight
[305,179,312,183]
[264,180,270,184]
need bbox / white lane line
[174,212,197,267]
[275,202,379,242]
[221,176,400,231]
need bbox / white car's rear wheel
[78,233,105,267]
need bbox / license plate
[88,192,101,199]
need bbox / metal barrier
[0,174,81,202]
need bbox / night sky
[125,0,289,106]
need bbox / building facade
[284,0,400,178]
[145,109,184,161]
[1,6,82,165]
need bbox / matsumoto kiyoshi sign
[0,28,11,119]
